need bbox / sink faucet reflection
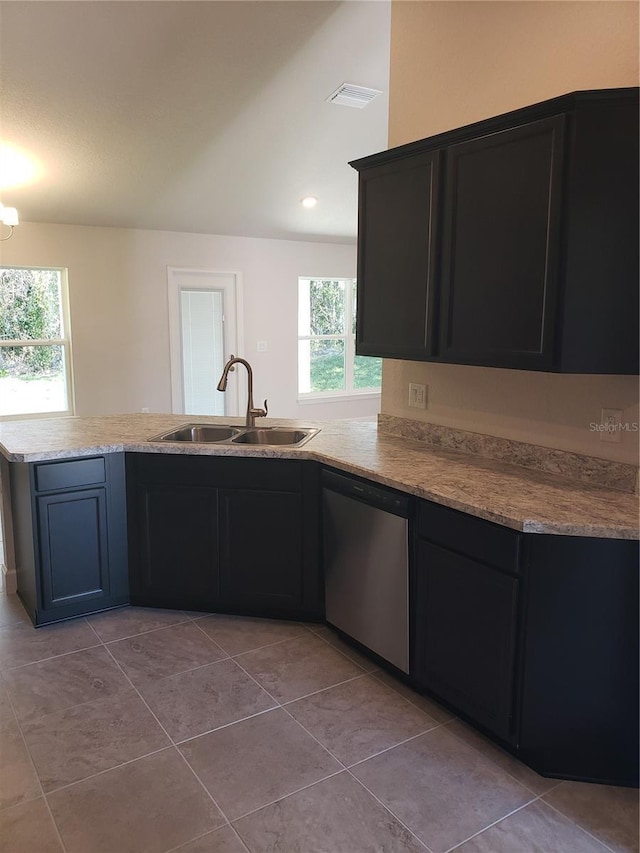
[216,356,268,428]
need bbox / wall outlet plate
[408,382,427,409]
[600,408,623,443]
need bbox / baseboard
[1,563,17,594]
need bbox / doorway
[168,268,243,417]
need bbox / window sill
[297,392,381,405]
[0,410,75,422]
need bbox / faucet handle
[262,399,268,417]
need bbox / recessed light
[301,196,317,209]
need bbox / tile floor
[0,594,638,853]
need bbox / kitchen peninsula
[1,413,638,787]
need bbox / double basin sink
[149,423,319,448]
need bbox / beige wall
[385,0,639,463]
[0,222,378,422]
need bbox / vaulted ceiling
[0,1,390,242]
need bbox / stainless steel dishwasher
[322,469,410,673]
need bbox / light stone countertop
[0,413,637,540]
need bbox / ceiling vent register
[326,83,382,109]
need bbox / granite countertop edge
[1,414,637,541]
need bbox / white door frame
[167,267,245,416]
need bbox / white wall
[384,0,639,464]
[0,222,380,421]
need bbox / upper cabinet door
[439,116,565,370]
[356,151,441,360]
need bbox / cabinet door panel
[132,484,219,609]
[413,541,519,740]
[356,151,440,359]
[37,489,109,608]
[220,489,303,611]
[440,116,565,369]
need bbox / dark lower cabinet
[220,489,304,611]
[10,454,129,625]
[519,535,639,786]
[37,487,110,609]
[413,540,519,741]
[411,498,639,786]
[130,484,219,610]
[126,453,322,620]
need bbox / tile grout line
[40,745,175,797]
[95,625,256,853]
[540,796,622,853]
[174,705,278,747]
[6,608,624,853]
[230,768,347,824]
[343,770,437,853]
[189,617,313,657]
[0,668,70,853]
[443,796,542,853]
[371,670,456,721]
[0,638,103,674]
[441,718,564,800]
[344,722,445,771]
[231,655,434,853]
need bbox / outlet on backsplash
[408,383,427,409]
[600,408,623,443]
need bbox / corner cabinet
[10,455,129,626]
[126,453,323,620]
[351,87,639,374]
[411,498,639,786]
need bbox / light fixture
[0,203,19,240]
[301,196,317,209]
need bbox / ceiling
[0,1,390,243]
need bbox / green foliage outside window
[0,268,63,376]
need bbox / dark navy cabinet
[351,87,639,374]
[411,498,639,786]
[412,501,522,742]
[11,454,128,625]
[126,453,322,620]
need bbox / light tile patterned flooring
[0,594,637,853]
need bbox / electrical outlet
[257,340,268,352]
[408,383,427,409]
[141,407,150,414]
[600,408,623,443]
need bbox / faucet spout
[216,356,268,427]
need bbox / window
[0,266,74,418]
[298,277,381,399]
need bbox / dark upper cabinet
[350,88,639,374]
[10,454,129,626]
[356,151,440,359]
[440,116,565,370]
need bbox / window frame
[297,276,381,402]
[0,265,75,420]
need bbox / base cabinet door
[37,488,111,612]
[130,484,219,610]
[126,454,322,620]
[220,489,304,613]
[11,454,129,626]
[413,540,519,741]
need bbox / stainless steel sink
[148,424,319,447]
[149,424,240,443]
[231,428,318,447]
